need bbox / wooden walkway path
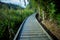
[14,13,53,40]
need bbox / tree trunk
[42,11,45,21]
[37,6,41,21]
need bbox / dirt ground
[42,20,60,40]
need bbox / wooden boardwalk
[14,13,53,40]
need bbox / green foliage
[30,0,60,26]
[56,14,60,27]
[48,2,56,20]
[0,4,34,38]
